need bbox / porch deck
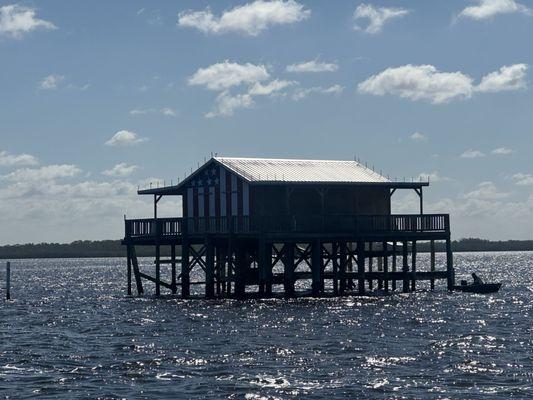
[124,213,450,243]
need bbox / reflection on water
[0,252,532,399]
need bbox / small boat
[453,282,502,294]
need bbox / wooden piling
[155,245,161,296]
[357,239,365,295]
[205,238,215,298]
[446,236,454,291]
[284,243,295,297]
[411,241,417,292]
[339,241,347,295]
[171,244,177,294]
[402,240,409,293]
[181,242,190,298]
[377,247,383,290]
[392,241,397,291]
[6,262,11,300]
[430,240,436,290]
[332,242,339,295]
[311,240,322,296]
[383,241,389,293]
[215,247,222,296]
[234,247,246,299]
[258,237,266,296]
[130,245,144,295]
[265,242,273,296]
[368,242,373,290]
[126,247,132,296]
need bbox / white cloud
[358,63,528,104]
[358,64,474,104]
[40,74,65,90]
[463,181,510,200]
[459,0,531,20]
[105,130,147,146]
[2,164,81,182]
[205,91,254,118]
[0,150,38,167]
[129,107,177,117]
[286,60,338,73]
[416,171,452,182]
[178,0,310,36]
[0,4,56,38]
[461,149,486,158]
[491,147,514,155]
[353,4,409,34]
[0,158,183,243]
[248,79,295,96]
[409,132,427,141]
[476,63,528,93]
[292,84,344,101]
[393,185,533,240]
[188,61,270,91]
[161,107,177,117]
[102,163,139,177]
[511,173,533,186]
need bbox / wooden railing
[125,214,449,238]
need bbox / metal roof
[215,157,390,183]
[137,157,429,195]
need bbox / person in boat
[471,273,484,285]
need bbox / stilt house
[123,157,454,298]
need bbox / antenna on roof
[150,182,152,188]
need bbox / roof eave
[249,181,429,188]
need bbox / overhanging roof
[138,157,429,195]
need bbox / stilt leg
[392,241,397,291]
[171,244,177,294]
[181,242,190,298]
[357,239,365,295]
[127,245,132,296]
[284,243,295,297]
[155,245,161,296]
[402,240,409,293]
[430,240,436,290]
[383,241,389,293]
[411,240,417,292]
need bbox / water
[0,252,531,399]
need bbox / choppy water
[0,252,531,399]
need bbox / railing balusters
[124,213,450,238]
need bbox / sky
[1,0,533,244]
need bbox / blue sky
[1,0,533,243]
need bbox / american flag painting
[183,165,249,219]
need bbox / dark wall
[251,185,390,217]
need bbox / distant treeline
[0,240,166,259]
[417,238,533,253]
[0,238,532,259]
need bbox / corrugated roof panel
[214,157,389,183]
